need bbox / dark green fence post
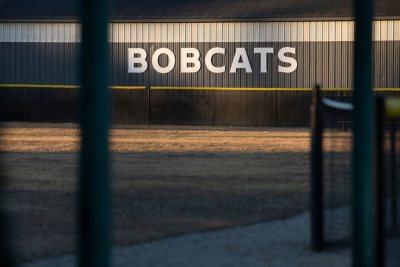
[374,97,385,267]
[0,169,15,267]
[79,0,110,266]
[352,0,374,266]
[310,85,324,251]
[147,86,151,125]
[390,121,398,228]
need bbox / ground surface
[22,212,351,267]
[0,123,311,263]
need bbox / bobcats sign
[128,47,297,74]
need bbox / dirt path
[0,124,310,263]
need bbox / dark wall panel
[276,91,311,127]
[150,89,212,125]
[111,89,148,124]
[0,88,77,123]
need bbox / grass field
[0,123,311,263]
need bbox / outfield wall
[0,21,399,126]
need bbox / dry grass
[0,124,312,263]
[0,126,310,153]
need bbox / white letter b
[128,48,148,73]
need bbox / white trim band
[0,21,400,43]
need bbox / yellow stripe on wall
[0,84,81,89]
[0,84,146,90]
[109,86,147,90]
[374,88,400,92]
[0,84,400,92]
[150,86,314,91]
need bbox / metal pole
[390,121,398,228]
[0,167,16,267]
[147,86,151,125]
[374,97,385,267]
[352,0,374,265]
[311,85,324,251]
[79,0,110,266]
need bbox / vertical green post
[311,85,324,251]
[147,86,151,125]
[352,0,374,266]
[374,97,385,267]
[390,122,398,228]
[79,0,110,267]
[0,170,16,267]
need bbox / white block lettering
[254,47,274,73]
[278,47,298,73]
[152,48,176,74]
[205,47,225,73]
[128,48,148,73]
[230,48,252,73]
[181,48,201,73]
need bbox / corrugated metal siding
[1,21,400,126]
[2,20,400,43]
[0,42,79,85]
